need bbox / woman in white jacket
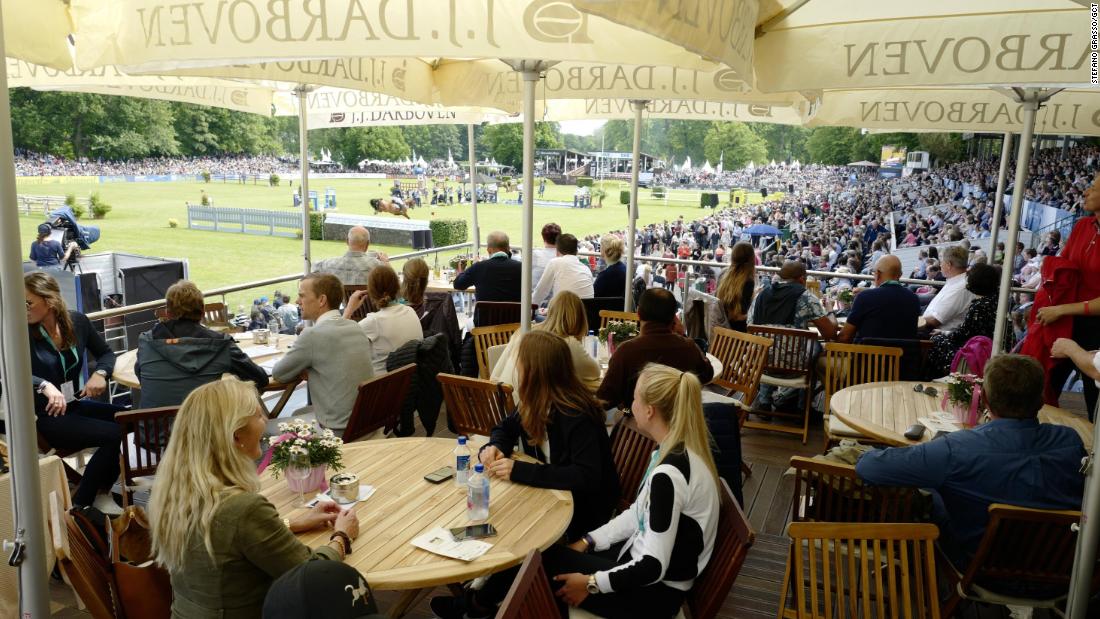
[490,291,600,403]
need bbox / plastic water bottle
[454,436,471,487]
[585,331,598,359]
[467,463,490,521]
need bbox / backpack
[950,335,993,377]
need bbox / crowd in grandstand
[14,150,297,177]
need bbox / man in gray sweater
[272,273,373,435]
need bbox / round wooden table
[260,437,573,613]
[830,381,1094,449]
[112,332,296,389]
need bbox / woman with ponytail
[345,264,422,374]
[546,363,721,618]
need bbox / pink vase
[287,465,327,494]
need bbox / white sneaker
[93,493,123,516]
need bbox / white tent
[701,160,713,173]
[680,157,692,171]
[716,153,723,174]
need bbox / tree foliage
[702,122,768,169]
[481,122,563,169]
[805,126,863,165]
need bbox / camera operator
[29,223,77,269]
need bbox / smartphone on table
[450,524,497,541]
[424,466,454,484]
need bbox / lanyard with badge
[40,326,81,401]
[636,449,661,534]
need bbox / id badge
[60,381,75,402]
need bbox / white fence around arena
[187,204,303,238]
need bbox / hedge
[652,186,666,198]
[309,212,325,240]
[700,192,719,208]
[430,219,468,247]
[619,190,631,205]
[576,177,594,188]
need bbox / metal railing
[85,241,474,322]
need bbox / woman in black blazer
[25,272,124,513]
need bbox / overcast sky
[558,119,606,136]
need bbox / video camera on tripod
[42,207,100,272]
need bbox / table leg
[387,587,430,619]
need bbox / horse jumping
[370,197,410,219]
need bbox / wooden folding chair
[940,503,1093,617]
[472,323,519,379]
[609,415,658,511]
[685,479,755,619]
[342,364,416,442]
[708,327,772,477]
[342,284,376,322]
[821,342,902,450]
[438,373,515,438]
[746,326,818,444]
[781,522,941,619]
[789,456,922,525]
[116,406,180,506]
[261,376,304,419]
[498,550,560,619]
[60,510,117,619]
[598,309,640,331]
[202,302,230,328]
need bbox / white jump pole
[468,123,480,257]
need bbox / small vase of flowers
[942,373,984,426]
[598,321,639,356]
[257,419,345,494]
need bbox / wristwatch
[94,369,108,379]
[586,574,600,595]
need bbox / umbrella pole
[991,90,1039,356]
[519,69,538,333]
[1068,396,1100,617]
[297,85,312,275]
[468,123,479,257]
[0,13,52,615]
[987,132,1013,261]
[625,100,646,309]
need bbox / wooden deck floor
[50,397,1090,617]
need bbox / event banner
[754,4,1093,92]
[70,0,722,75]
[809,88,1100,137]
[17,176,100,185]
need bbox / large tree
[401,125,462,161]
[805,126,862,165]
[703,122,768,169]
[481,122,563,169]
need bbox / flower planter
[287,465,327,494]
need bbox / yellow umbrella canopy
[807,87,1100,136]
[1,0,73,69]
[751,0,1093,92]
[68,0,726,74]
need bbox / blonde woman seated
[490,291,600,402]
[344,264,423,374]
[149,377,360,619]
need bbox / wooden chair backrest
[341,285,376,322]
[609,415,658,511]
[116,406,180,506]
[709,327,773,404]
[782,522,941,619]
[821,342,902,415]
[598,310,640,331]
[62,511,117,619]
[474,301,534,327]
[687,479,755,619]
[497,550,559,619]
[582,297,625,334]
[472,323,519,379]
[438,373,515,437]
[343,364,417,442]
[747,326,818,379]
[789,456,922,524]
[960,503,1084,594]
[202,302,228,326]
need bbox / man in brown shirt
[598,288,714,409]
